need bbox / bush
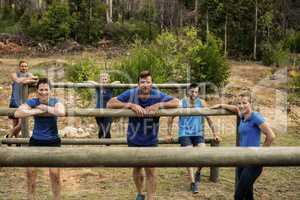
[113,27,230,89]
[284,31,300,53]
[39,3,74,43]
[261,41,289,67]
[20,2,73,43]
[66,58,100,106]
[103,20,159,43]
[70,0,106,44]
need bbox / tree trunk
[224,14,228,56]
[206,6,209,41]
[194,0,198,26]
[253,0,258,60]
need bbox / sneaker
[135,194,145,200]
[191,182,199,194]
[194,170,201,183]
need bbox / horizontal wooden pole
[0,138,215,145]
[0,147,299,167]
[0,108,234,117]
[51,83,190,89]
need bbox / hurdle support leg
[209,139,219,182]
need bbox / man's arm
[202,100,220,142]
[14,103,45,118]
[107,97,146,117]
[145,98,180,112]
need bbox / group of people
[9,61,275,200]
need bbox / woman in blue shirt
[15,78,65,200]
[212,92,275,200]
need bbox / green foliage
[188,33,230,88]
[113,27,230,88]
[66,58,100,105]
[261,41,289,67]
[284,32,300,53]
[70,0,106,44]
[20,2,74,43]
[39,3,74,43]
[103,20,159,43]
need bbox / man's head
[19,60,28,73]
[138,70,152,95]
[187,83,199,100]
[36,78,52,103]
[99,72,109,84]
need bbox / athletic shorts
[29,137,61,147]
[179,136,204,147]
[9,101,19,119]
[127,141,158,147]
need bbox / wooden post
[20,85,29,138]
[1,147,300,168]
[210,139,220,182]
[235,115,240,187]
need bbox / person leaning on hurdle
[211,92,275,200]
[7,60,38,140]
[107,70,180,200]
[167,83,220,194]
[14,78,65,200]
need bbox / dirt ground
[0,55,299,200]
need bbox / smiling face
[138,75,152,95]
[37,83,51,103]
[237,96,252,115]
[19,62,28,73]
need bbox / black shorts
[179,136,204,147]
[8,102,19,119]
[29,137,61,147]
[127,141,158,147]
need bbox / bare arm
[36,102,66,117]
[210,103,239,114]
[259,122,276,146]
[11,73,38,84]
[14,103,45,118]
[202,100,220,141]
[107,97,146,117]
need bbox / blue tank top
[178,98,204,137]
[10,71,32,107]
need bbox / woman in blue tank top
[211,92,275,200]
[7,60,37,139]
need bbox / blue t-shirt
[95,88,113,124]
[26,97,61,141]
[178,98,204,137]
[239,112,265,147]
[117,87,174,146]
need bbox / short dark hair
[19,60,27,66]
[36,78,52,89]
[138,70,152,82]
[188,83,199,90]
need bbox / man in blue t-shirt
[167,83,220,194]
[15,78,65,200]
[107,71,179,200]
